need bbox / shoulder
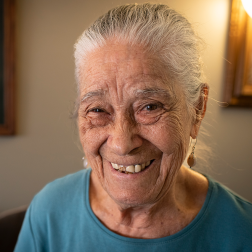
[209,177,252,217]
[15,169,92,251]
[205,176,252,241]
[31,168,91,215]
[39,169,90,194]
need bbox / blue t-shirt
[15,168,252,252]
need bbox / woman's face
[78,41,196,207]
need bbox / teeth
[135,165,141,173]
[111,160,152,173]
[141,163,146,170]
[111,163,119,169]
[126,165,135,173]
[119,165,126,172]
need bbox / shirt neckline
[84,168,214,243]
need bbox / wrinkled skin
[78,41,208,238]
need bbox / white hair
[74,3,206,119]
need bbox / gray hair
[74,3,206,119]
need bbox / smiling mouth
[111,160,154,174]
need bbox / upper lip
[110,160,152,166]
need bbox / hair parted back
[74,3,206,119]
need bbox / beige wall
[0,0,252,212]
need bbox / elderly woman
[15,3,252,252]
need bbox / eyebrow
[81,89,105,103]
[80,87,172,103]
[134,88,171,99]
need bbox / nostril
[128,146,141,155]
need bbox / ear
[190,84,209,139]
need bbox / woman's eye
[135,102,165,125]
[85,106,110,127]
[89,108,104,113]
[144,104,158,111]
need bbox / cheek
[166,111,186,145]
[141,111,189,156]
[78,117,108,156]
[168,111,191,162]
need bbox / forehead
[79,41,172,95]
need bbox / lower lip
[110,160,154,177]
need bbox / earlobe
[190,123,200,139]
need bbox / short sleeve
[14,204,37,252]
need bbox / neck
[89,166,208,239]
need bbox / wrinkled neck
[89,166,198,238]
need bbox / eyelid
[84,102,107,113]
[88,107,105,113]
[140,102,163,111]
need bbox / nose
[107,115,143,156]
